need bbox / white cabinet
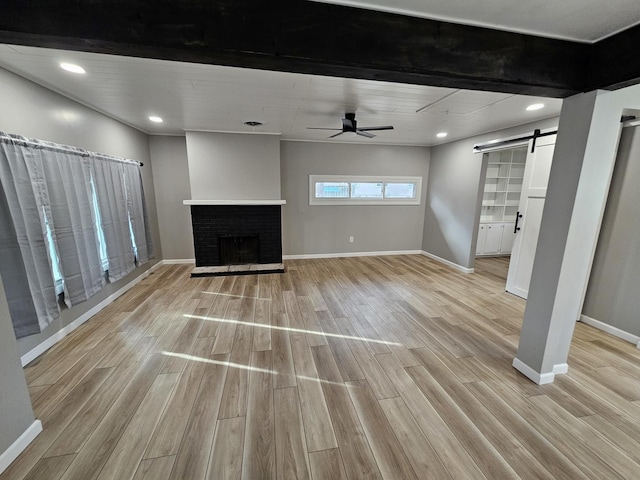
[477,222,516,256]
[500,225,516,253]
[476,225,486,255]
[483,224,503,254]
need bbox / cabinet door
[500,223,516,253]
[483,224,503,254]
[476,225,487,254]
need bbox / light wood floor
[4,255,640,479]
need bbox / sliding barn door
[506,135,556,299]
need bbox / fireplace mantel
[183,199,286,206]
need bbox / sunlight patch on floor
[161,351,344,386]
[183,313,401,346]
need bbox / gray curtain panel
[0,136,61,335]
[91,155,138,282]
[39,143,106,307]
[0,185,42,337]
[0,132,151,338]
[123,163,154,264]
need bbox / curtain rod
[0,132,144,167]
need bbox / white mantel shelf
[183,200,286,206]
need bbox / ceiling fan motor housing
[343,113,357,131]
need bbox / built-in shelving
[480,147,526,223]
[477,145,527,256]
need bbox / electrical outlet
[349,236,354,243]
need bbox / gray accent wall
[0,67,162,357]
[185,131,281,200]
[0,275,36,460]
[149,136,194,260]
[423,117,559,269]
[281,141,429,255]
[583,125,640,336]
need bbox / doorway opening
[475,134,556,299]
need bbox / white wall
[149,135,194,260]
[0,67,162,356]
[185,131,281,200]
[423,117,559,269]
[281,141,429,255]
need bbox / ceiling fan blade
[356,130,376,138]
[307,127,342,130]
[328,132,344,138]
[357,125,394,131]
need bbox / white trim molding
[512,358,568,385]
[579,314,640,348]
[553,363,569,375]
[185,129,282,136]
[420,251,474,274]
[20,262,164,366]
[0,420,42,475]
[162,259,195,265]
[183,199,286,206]
[512,358,569,385]
[283,250,421,260]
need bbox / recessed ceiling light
[149,116,163,123]
[436,132,448,138]
[59,62,86,74]
[526,103,545,111]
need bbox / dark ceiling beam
[587,24,640,92]
[0,0,604,98]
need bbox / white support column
[514,86,640,384]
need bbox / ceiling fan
[307,112,394,138]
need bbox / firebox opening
[219,235,260,265]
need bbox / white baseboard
[553,363,569,375]
[420,251,474,274]
[0,420,42,475]
[579,314,640,348]
[20,261,163,367]
[512,358,567,385]
[283,250,422,260]
[162,258,195,265]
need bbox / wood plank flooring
[4,255,640,479]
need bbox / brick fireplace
[184,200,286,276]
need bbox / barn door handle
[514,212,523,233]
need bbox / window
[42,206,64,295]
[89,174,109,271]
[384,182,416,199]
[315,181,350,198]
[351,182,383,199]
[310,175,422,205]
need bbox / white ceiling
[313,0,640,42]
[0,44,562,146]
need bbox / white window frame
[309,175,422,206]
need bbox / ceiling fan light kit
[308,112,394,139]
